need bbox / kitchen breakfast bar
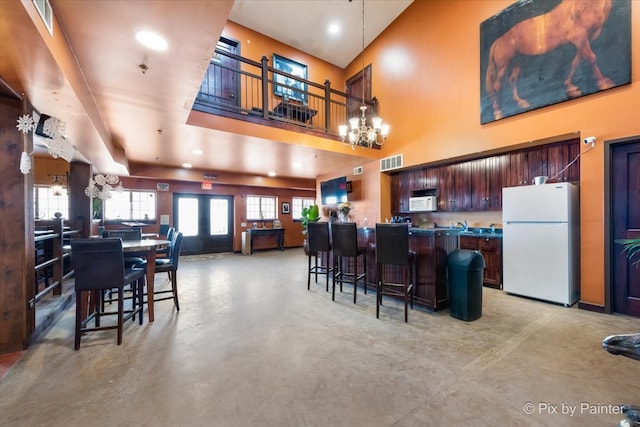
[318,227,462,311]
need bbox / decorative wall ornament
[15,112,75,173]
[16,114,35,134]
[84,173,121,200]
[19,152,32,174]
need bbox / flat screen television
[320,176,348,205]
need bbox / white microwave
[409,196,437,212]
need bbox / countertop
[408,227,503,238]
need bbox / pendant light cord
[361,0,366,106]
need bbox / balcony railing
[192,49,378,139]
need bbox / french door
[174,194,234,255]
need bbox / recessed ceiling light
[328,23,340,35]
[135,30,168,51]
[192,149,203,155]
[182,163,192,169]
[268,171,277,177]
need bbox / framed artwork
[273,54,307,104]
[480,0,631,124]
[281,202,290,214]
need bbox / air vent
[353,166,363,175]
[32,0,53,36]
[380,154,403,172]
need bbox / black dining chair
[71,238,145,349]
[306,222,332,292]
[156,226,175,258]
[375,223,415,322]
[331,222,367,303]
[136,231,183,310]
[105,229,145,268]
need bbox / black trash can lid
[448,249,485,270]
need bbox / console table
[273,102,317,124]
[247,228,285,254]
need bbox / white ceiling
[228,0,413,68]
[0,0,413,181]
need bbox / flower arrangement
[337,202,354,217]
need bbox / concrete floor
[1,248,638,427]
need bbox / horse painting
[480,0,631,124]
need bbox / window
[291,197,316,221]
[104,190,156,221]
[34,186,69,220]
[246,195,276,220]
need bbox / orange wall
[340,0,640,308]
[317,159,382,226]
[223,21,347,95]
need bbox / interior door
[174,194,234,255]
[345,65,371,121]
[611,140,640,317]
[197,36,239,108]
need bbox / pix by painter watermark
[523,401,625,417]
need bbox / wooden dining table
[66,238,170,322]
[122,239,170,322]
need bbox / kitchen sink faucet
[456,220,469,232]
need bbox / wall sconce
[50,172,68,196]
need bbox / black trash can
[448,249,485,321]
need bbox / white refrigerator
[502,183,580,306]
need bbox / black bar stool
[375,223,415,322]
[306,222,333,292]
[331,222,367,303]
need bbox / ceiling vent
[353,166,363,175]
[380,154,403,172]
[32,0,53,36]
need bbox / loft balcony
[192,48,379,145]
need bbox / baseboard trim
[578,301,606,313]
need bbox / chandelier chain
[338,0,389,149]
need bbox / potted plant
[301,204,320,235]
[301,204,320,255]
[617,238,640,266]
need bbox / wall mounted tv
[320,176,348,205]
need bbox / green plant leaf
[616,238,640,266]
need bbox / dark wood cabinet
[459,235,502,288]
[424,167,438,190]
[547,142,580,182]
[437,165,456,211]
[454,163,472,211]
[470,158,502,211]
[390,172,412,214]
[389,139,580,215]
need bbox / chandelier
[338,0,389,149]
